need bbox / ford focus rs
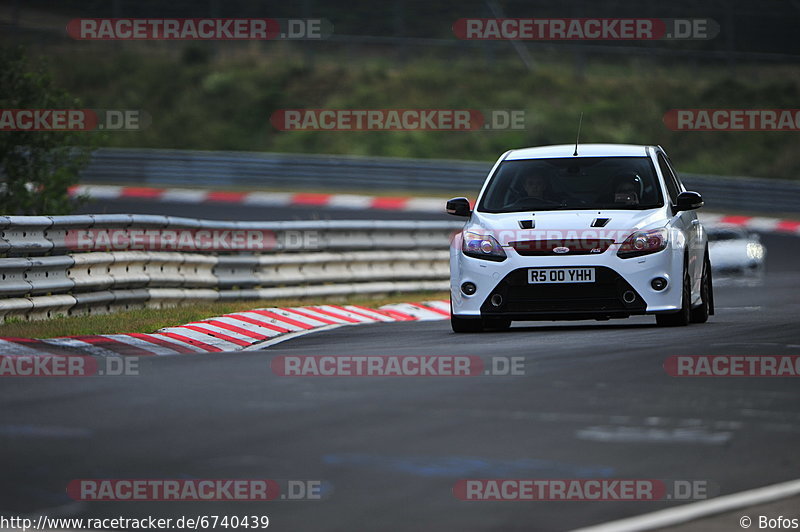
[447,144,713,332]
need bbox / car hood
[469,209,666,245]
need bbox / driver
[521,174,552,201]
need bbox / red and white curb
[0,301,450,357]
[71,184,800,235]
[698,213,800,235]
[70,185,445,213]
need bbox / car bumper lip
[479,310,642,321]
[477,266,647,318]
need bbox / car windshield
[478,156,664,213]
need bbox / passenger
[610,174,642,205]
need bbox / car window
[477,156,664,213]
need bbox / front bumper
[478,266,646,320]
[450,244,685,320]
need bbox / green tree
[0,46,91,215]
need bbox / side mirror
[675,191,703,211]
[446,197,471,217]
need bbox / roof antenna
[573,112,583,156]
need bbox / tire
[690,254,711,324]
[449,301,511,332]
[451,314,485,333]
[484,318,512,331]
[450,300,484,333]
[656,266,691,327]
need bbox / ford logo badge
[553,246,570,254]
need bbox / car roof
[505,144,653,160]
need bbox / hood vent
[519,220,535,229]
[592,218,610,228]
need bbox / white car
[447,144,714,332]
[707,225,766,278]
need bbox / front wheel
[484,318,512,331]
[450,300,484,332]
[656,267,691,327]
[451,314,485,333]
[690,254,712,324]
[451,315,512,332]
[450,302,512,332]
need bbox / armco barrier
[78,148,800,214]
[26,256,76,295]
[27,294,76,321]
[0,216,461,322]
[0,216,54,256]
[0,215,461,255]
[0,258,35,297]
[2,211,774,323]
[213,251,448,288]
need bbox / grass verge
[0,291,449,339]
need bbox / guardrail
[0,212,773,322]
[0,215,461,322]
[79,148,800,213]
[0,215,461,255]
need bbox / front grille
[509,239,614,256]
[481,266,646,318]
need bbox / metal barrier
[0,215,461,255]
[79,148,800,213]
[0,211,779,322]
[0,216,461,322]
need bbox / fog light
[490,293,503,307]
[622,291,636,304]
[461,282,477,296]
[651,277,668,291]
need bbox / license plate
[528,268,595,284]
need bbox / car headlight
[462,231,507,262]
[746,242,764,260]
[617,228,669,259]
